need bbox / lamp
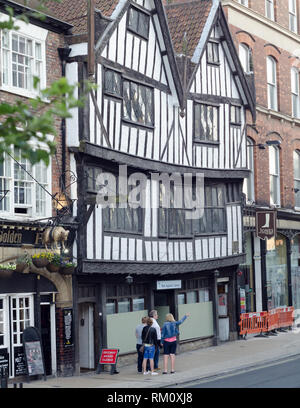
[125,274,133,285]
[53,192,70,211]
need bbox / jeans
[136,344,144,372]
[154,344,160,369]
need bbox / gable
[190,24,242,100]
[100,6,168,86]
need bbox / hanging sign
[256,210,276,240]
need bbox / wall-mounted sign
[63,308,73,347]
[0,226,44,247]
[256,210,276,240]
[157,280,182,290]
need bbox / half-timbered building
[52,0,256,372]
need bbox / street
[180,355,300,388]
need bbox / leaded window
[207,41,219,64]
[127,7,150,39]
[106,284,146,314]
[194,103,219,142]
[123,80,154,126]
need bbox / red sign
[256,210,276,240]
[99,349,119,364]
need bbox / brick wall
[56,308,75,376]
[226,9,300,209]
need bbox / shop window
[291,234,300,318]
[106,284,145,314]
[0,298,4,346]
[239,232,255,312]
[265,234,288,309]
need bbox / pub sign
[256,210,276,240]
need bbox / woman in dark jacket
[141,317,159,375]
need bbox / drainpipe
[58,47,71,191]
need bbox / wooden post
[87,0,95,79]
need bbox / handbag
[140,326,151,353]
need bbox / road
[181,355,300,388]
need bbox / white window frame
[0,15,47,98]
[291,68,300,118]
[289,0,298,33]
[265,0,275,21]
[239,43,253,74]
[238,0,249,6]
[267,56,278,111]
[0,148,52,220]
[269,145,280,206]
[243,137,255,203]
[294,150,300,209]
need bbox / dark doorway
[40,304,52,375]
[154,290,175,328]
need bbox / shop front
[0,221,75,378]
[75,264,239,371]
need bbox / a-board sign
[97,349,119,375]
[23,327,45,379]
[100,349,118,364]
[0,350,9,377]
[14,346,27,377]
[24,341,44,376]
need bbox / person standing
[141,317,159,376]
[149,310,161,370]
[161,312,190,374]
[135,316,147,373]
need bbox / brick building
[0,0,76,379]
[221,0,300,322]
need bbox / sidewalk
[10,328,300,388]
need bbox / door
[217,283,229,341]
[78,303,95,370]
[41,304,52,375]
[154,291,174,329]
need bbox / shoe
[162,372,168,374]
[143,371,150,375]
[170,371,175,374]
[151,371,159,376]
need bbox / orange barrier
[238,311,269,338]
[277,306,294,329]
[239,306,294,339]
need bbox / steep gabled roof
[45,0,120,34]
[164,0,256,121]
[164,0,212,58]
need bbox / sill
[0,84,39,100]
[207,62,220,67]
[193,140,219,146]
[122,118,154,131]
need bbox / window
[294,151,300,208]
[289,0,298,33]
[207,41,219,64]
[267,56,278,111]
[239,43,253,74]
[265,0,275,20]
[269,145,280,206]
[104,69,154,127]
[238,0,249,6]
[123,80,154,126]
[103,175,143,234]
[0,149,50,217]
[1,28,45,96]
[291,68,300,118]
[230,105,242,125]
[106,284,145,314]
[177,279,211,305]
[127,7,150,39]
[243,138,255,203]
[194,103,219,142]
[159,182,226,237]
